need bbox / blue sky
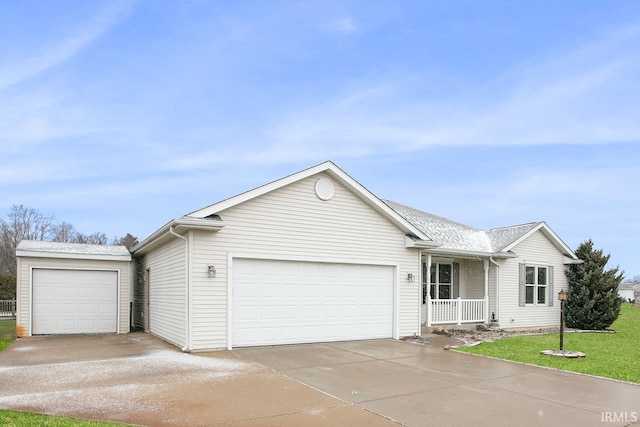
[1,1,639,277]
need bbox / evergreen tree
[565,239,624,330]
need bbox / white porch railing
[0,300,16,319]
[429,298,486,325]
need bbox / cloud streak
[0,0,135,92]
[257,20,640,163]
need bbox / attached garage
[15,240,131,337]
[231,258,395,347]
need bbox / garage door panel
[32,269,118,335]
[232,259,394,347]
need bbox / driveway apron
[0,333,397,426]
[234,335,640,427]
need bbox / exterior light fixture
[407,273,416,283]
[558,289,567,350]
[207,265,216,278]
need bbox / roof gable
[187,161,433,242]
[385,201,578,260]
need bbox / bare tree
[0,205,55,276]
[112,233,139,251]
[51,221,77,243]
[74,232,108,245]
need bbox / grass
[457,303,640,383]
[0,410,130,426]
[0,319,16,352]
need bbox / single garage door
[232,258,394,347]
[32,269,118,335]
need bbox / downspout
[489,256,500,325]
[169,226,191,352]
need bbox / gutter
[133,217,225,255]
[169,226,192,353]
[489,256,500,324]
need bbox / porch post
[483,260,490,324]
[426,254,432,327]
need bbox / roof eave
[133,217,225,255]
[422,248,517,259]
[15,250,131,262]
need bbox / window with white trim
[524,265,548,305]
[422,262,453,302]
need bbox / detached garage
[15,241,131,337]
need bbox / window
[523,265,549,305]
[422,262,453,302]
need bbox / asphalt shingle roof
[16,240,131,256]
[384,200,542,254]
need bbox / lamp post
[558,289,567,351]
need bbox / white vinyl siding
[189,173,419,350]
[499,230,568,328]
[15,257,130,337]
[143,237,187,348]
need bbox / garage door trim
[29,266,122,335]
[227,253,399,350]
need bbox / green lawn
[0,319,15,352]
[0,410,130,426]
[457,303,640,383]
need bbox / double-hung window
[520,263,554,306]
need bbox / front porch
[429,298,487,325]
[421,255,493,327]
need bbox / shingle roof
[16,240,131,257]
[486,222,542,252]
[384,200,543,255]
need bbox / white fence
[430,298,486,325]
[0,300,16,319]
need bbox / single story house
[618,282,639,302]
[14,161,580,351]
[130,161,580,351]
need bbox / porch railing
[0,300,16,319]
[429,298,486,325]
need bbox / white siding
[15,257,130,337]
[499,230,569,328]
[144,238,187,348]
[460,259,486,299]
[189,173,420,350]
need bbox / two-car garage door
[32,269,118,335]
[232,258,394,347]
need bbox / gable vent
[315,177,335,201]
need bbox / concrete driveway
[0,333,396,426]
[234,337,640,427]
[1,333,639,426]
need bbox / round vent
[315,178,335,201]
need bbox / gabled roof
[186,161,436,245]
[16,240,131,261]
[385,201,579,260]
[384,201,493,253]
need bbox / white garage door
[232,258,394,347]
[32,269,118,334]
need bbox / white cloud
[0,0,136,92]
[259,20,640,160]
[331,17,357,33]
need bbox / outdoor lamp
[207,265,216,278]
[558,289,567,301]
[558,289,566,350]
